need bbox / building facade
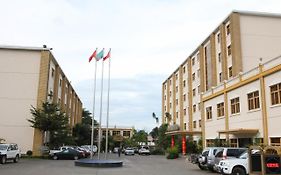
[101,126,134,140]
[0,45,83,155]
[162,11,281,150]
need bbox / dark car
[51,148,84,160]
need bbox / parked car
[139,146,150,155]
[218,150,260,175]
[198,147,223,171]
[50,148,84,160]
[0,143,21,164]
[80,145,97,153]
[213,147,247,172]
[49,146,73,156]
[124,147,135,155]
[113,147,119,153]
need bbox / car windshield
[239,152,248,159]
[0,145,8,150]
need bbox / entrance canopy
[165,130,202,136]
[218,128,259,135]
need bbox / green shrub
[166,146,179,159]
[151,148,165,155]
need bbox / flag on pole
[96,48,104,61]
[89,48,97,62]
[103,48,111,61]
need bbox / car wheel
[198,163,204,170]
[1,156,6,164]
[74,156,79,160]
[14,155,19,163]
[232,167,246,175]
[53,155,58,160]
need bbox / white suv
[218,151,249,175]
[0,143,21,164]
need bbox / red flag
[103,48,111,61]
[89,49,97,62]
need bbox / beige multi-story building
[101,126,134,140]
[0,45,83,155]
[162,11,281,151]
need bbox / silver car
[124,148,135,155]
[198,147,223,171]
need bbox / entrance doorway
[238,138,252,147]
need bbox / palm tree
[152,112,159,124]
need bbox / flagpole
[97,59,104,160]
[90,60,97,159]
[105,49,111,159]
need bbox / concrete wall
[0,49,41,153]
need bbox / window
[184,108,186,115]
[198,85,200,94]
[226,24,230,35]
[169,91,172,97]
[206,106,212,120]
[164,106,166,111]
[183,66,186,73]
[176,112,178,118]
[230,139,238,147]
[113,131,120,136]
[217,33,221,43]
[59,79,62,87]
[176,74,178,80]
[227,45,231,56]
[176,99,178,105]
[169,79,172,84]
[270,137,281,146]
[230,97,240,114]
[219,72,222,82]
[51,68,55,77]
[192,88,196,96]
[229,66,233,78]
[193,104,196,113]
[217,102,224,117]
[183,94,186,101]
[218,53,221,62]
[248,91,260,110]
[193,121,196,129]
[184,123,187,130]
[192,57,195,66]
[199,119,202,128]
[183,80,186,87]
[123,131,131,137]
[176,86,178,93]
[270,83,281,105]
[164,84,166,90]
[169,103,172,108]
[192,73,195,81]
[197,69,200,77]
[164,95,166,100]
[198,102,201,110]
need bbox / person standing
[118,147,121,157]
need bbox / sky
[1,0,281,132]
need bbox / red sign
[266,163,280,168]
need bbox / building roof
[0,44,51,51]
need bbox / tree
[72,108,99,146]
[132,130,148,144]
[156,124,171,150]
[28,102,70,148]
[150,127,159,141]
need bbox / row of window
[206,82,281,120]
[183,120,202,130]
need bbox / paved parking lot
[0,154,214,175]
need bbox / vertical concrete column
[220,24,228,81]
[259,64,269,145]
[230,13,242,75]
[187,58,193,131]
[179,66,184,130]
[162,83,165,124]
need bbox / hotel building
[0,45,83,155]
[162,11,281,151]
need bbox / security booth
[264,146,281,175]
[249,146,281,175]
[249,146,263,175]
